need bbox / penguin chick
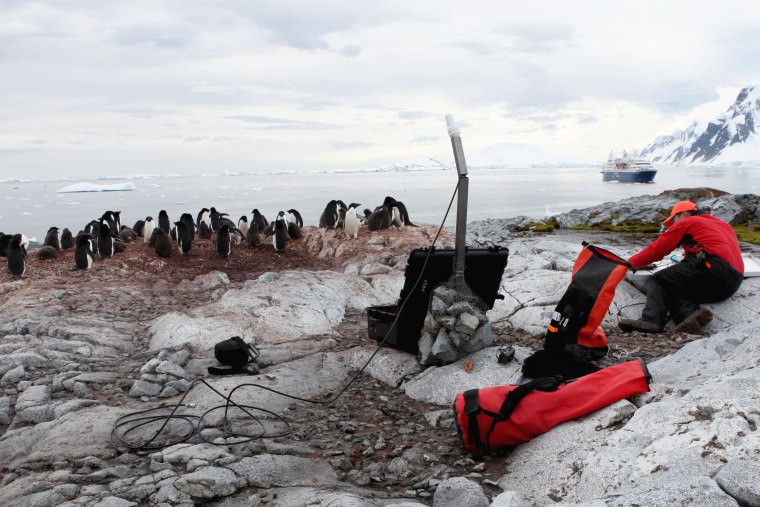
[154,228,172,258]
[273,212,288,252]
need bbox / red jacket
[629,214,744,274]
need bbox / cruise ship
[601,151,657,183]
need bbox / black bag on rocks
[208,336,260,376]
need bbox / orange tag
[548,324,558,333]
[463,359,473,373]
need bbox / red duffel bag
[453,359,651,456]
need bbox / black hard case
[367,246,508,353]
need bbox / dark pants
[640,255,744,329]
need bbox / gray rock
[0,396,12,425]
[228,454,338,488]
[430,297,448,317]
[454,313,480,335]
[432,477,489,507]
[15,384,51,411]
[490,491,536,507]
[155,360,188,379]
[417,332,437,367]
[462,323,494,353]
[714,459,760,507]
[1,365,25,385]
[431,329,457,363]
[139,358,161,375]
[129,379,162,397]
[167,349,191,366]
[93,496,138,507]
[173,466,239,499]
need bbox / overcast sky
[2,0,759,178]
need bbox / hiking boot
[618,318,661,333]
[673,308,713,334]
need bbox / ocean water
[2,164,759,243]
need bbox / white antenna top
[445,114,460,138]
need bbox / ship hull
[602,170,657,183]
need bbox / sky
[2,0,760,178]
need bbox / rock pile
[130,349,194,399]
[417,285,494,366]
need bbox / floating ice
[57,182,137,193]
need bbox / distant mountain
[641,86,760,165]
[466,143,593,168]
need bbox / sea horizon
[2,163,759,244]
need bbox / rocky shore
[1,189,760,506]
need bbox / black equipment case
[367,246,508,353]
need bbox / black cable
[112,179,463,453]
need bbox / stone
[1,365,25,385]
[462,323,494,353]
[454,313,480,335]
[431,329,457,363]
[15,385,51,411]
[155,361,188,379]
[714,459,760,507]
[430,297,448,317]
[94,496,139,507]
[129,380,162,397]
[432,477,489,507]
[417,331,437,367]
[173,466,239,499]
[490,491,535,507]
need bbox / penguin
[132,220,145,237]
[319,200,339,229]
[196,208,211,230]
[209,207,229,233]
[101,211,118,235]
[174,221,192,255]
[262,221,275,237]
[252,209,268,232]
[97,219,115,259]
[44,226,62,251]
[383,196,416,227]
[198,220,212,240]
[237,216,249,238]
[113,237,127,254]
[154,228,172,257]
[113,211,122,232]
[75,233,96,270]
[158,210,171,234]
[119,226,137,243]
[60,228,74,249]
[336,207,346,229]
[37,246,58,260]
[246,222,261,247]
[0,233,8,258]
[84,220,100,237]
[287,209,304,228]
[180,213,196,239]
[148,227,161,247]
[367,205,391,231]
[216,224,234,257]
[363,209,372,221]
[6,233,28,279]
[344,203,361,239]
[143,217,156,245]
[273,212,288,252]
[287,220,302,240]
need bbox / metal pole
[446,114,469,280]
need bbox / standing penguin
[143,217,155,245]
[383,196,416,227]
[158,210,171,234]
[197,208,211,230]
[60,228,74,249]
[44,226,62,251]
[6,233,28,279]
[273,212,288,252]
[198,220,212,240]
[97,220,115,259]
[237,216,249,238]
[246,223,261,247]
[367,204,391,231]
[287,209,304,228]
[154,228,172,257]
[216,224,234,257]
[319,200,339,229]
[113,211,122,232]
[75,233,96,270]
[209,207,229,233]
[101,211,118,235]
[174,221,193,255]
[252,209,268,232]
[344,203,361,239]
[180,213,196,239]
[132,220,145,237]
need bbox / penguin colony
[1,196,414,279]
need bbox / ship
[601,150,657,183]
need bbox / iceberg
[57,182,137,193]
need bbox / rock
[155,360,188,379]
[173,466,239,499]
[714,459,760,506]
[462,323,494,353]
[490,491,536,507]
[454,313,480,335]
[15,385,51,411]
[417,331,437,367]
[228,454,338,488]
[432,477,489,507]
[431,329,457,363]
[129,379,162,397]
[93,496,138,507]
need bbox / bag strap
[485,376,563,449]
[463,389,486,459]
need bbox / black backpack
[207,336,260,376]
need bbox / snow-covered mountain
[641,85,760,165]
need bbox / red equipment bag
[453,359,651,456]
[544,242,633,359]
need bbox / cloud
[225,115,332,130]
